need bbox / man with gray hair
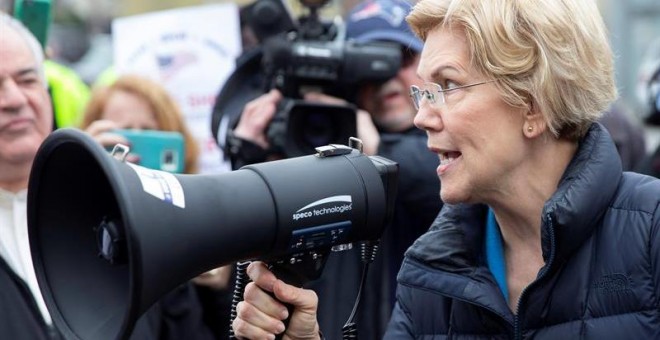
[0,11,57,339]
[0,12,216,340]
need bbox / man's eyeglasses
[409,80,496,110]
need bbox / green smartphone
[112,129,186,173]
[13,0,52,49]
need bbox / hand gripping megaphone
[27,128,397,340]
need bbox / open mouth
[439,151,462,166]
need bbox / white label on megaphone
[127,163,186,208]
[292,195,353,221]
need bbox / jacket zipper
[514,213,556,340]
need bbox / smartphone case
[112,129,185,173]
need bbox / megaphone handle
[267,262,307,340]
[229,262,299,340]
[272,295,295,340]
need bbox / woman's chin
[439,189,466,205]
[440,179,477,205]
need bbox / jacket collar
[541,122,621,264]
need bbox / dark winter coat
[0,256,214,340]
[0,257,59,340]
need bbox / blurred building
[599,0,660,110]
[116,0,346,17]
[598,0,660,151]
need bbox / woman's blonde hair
[81,74,200,173]
[407,0,617,140]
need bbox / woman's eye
[445,80,460,90]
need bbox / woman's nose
[414,105,443,132]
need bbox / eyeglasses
[409,80,496,110]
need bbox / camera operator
[228,0,442,338]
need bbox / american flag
[156,50,198,80]
[350,0,406,27]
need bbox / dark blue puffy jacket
[385,123,660,339]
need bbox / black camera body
[262,36,402,156]
[261,29,403,100]
[242,0,402,158]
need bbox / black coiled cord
[360,241,379,264]
[229,261,252,339]
[341,240,380,340]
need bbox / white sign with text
[113,4,242,174]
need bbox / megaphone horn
[27,128,397,340]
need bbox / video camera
[220,0,401,160]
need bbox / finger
[246,262,314,316]
[94,133,130,150]
[246,261,277,292]
[234,300,286,338]
[245,263,320,339]
[272,279,319,316]
[232,311,277,340]
[235,95,280,147]
[243,281,289,320]
[244,90,282,116]
[193,266,233,290]
[356,110,380,155]
[303,92,346,105]
[234,113,274,148]
[125,153,141,164]
[244,100,277,127]
[356,110,376,129]
[255,102,278,125]
[266,88,283,102]
[85,119,119,137]
[272,280,320,338]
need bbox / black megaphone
[27,128,397,340]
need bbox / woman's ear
[523,101,547,138]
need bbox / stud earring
[527,126,533,132]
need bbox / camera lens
[282,101,357,157]
[300,112,338,148]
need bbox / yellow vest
[44,60,91,128]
